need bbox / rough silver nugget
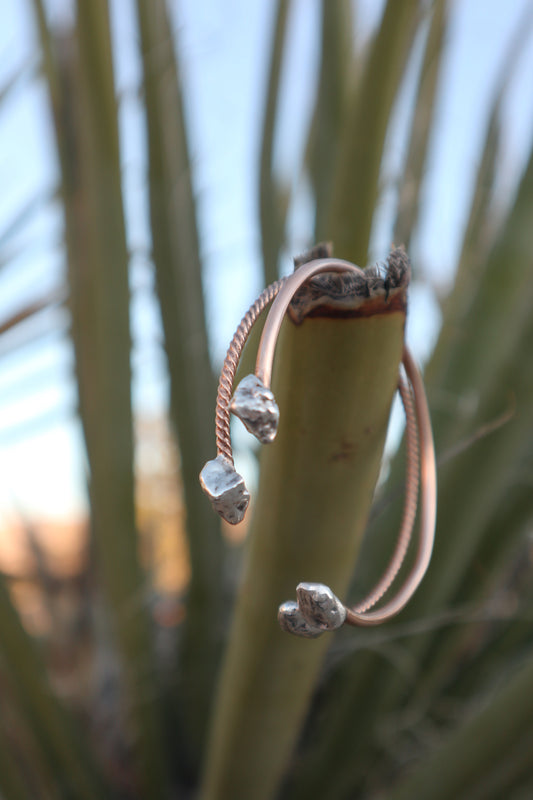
[199,455,250,525]
[277,601,323,638]
[229,374,279,444]
[296,582,347,630]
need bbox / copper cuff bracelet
[200,258,437,636]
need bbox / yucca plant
[0,0,532,798]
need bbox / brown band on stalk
[288,246,410,323]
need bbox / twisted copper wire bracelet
[200,258,437,634]
[215,278,286,464]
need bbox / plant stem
[201,257,407,800]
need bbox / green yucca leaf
[31,0,59,106]
[393,0,448,250]
[309,0,354,241]
[259,0,291,286]
[0,577,106,799]
[327,0,421,264]
[427,2,533,437]
[0,57,39,132]
[0,290,64,338]
[0,714,48,800]
[389,652,533,800]
[70,1,168,792]
[0,187,58,257]
[32,0,169,794]
[135,0,226,765]
[286,638,383,800]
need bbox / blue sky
[0,0,532,520]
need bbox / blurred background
[1,0,533,798]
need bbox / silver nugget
[296,583,347,631]
[199,455,250,525]
[277,601,324,638]
[230,374,279,444]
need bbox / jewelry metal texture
[199,257,437,633]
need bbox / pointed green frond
[259,0,291,285]
[327,0,421,263]
[389,653,533,800]
[135,0,226,765]
[0,577,106,799]
[427,2,533,414]
[393,0,448,250]
[309,0,354,240]
[31,0,169,794]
